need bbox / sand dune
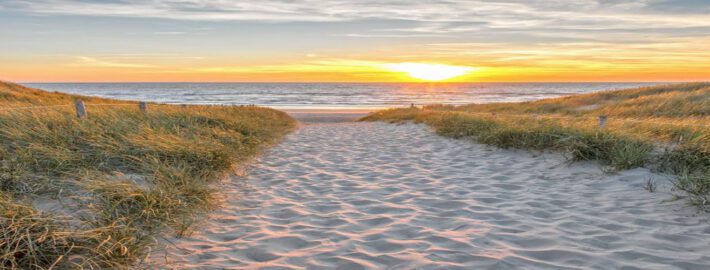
[156,121,710,269]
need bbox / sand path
[161,122,710,269]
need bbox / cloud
[3,0,709,71]
[418,37,710,68]
[4,0,707,43]
[340,33,450,38]
[71,56,158,68]
[152,31,186,35]
[2,0,708,24]
[186,59,388,75]
[641,0,710,13]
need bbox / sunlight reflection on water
[27,82,660,109]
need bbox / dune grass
[363,83,710,209]
[0,82,296,269]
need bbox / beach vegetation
[363,83,710,209]
[0,81,296,269]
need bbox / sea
[25,82,663,110]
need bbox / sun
[383,62,474,81]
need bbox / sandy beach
[156,115,710,269]
[4,1,709,268]
[282,109,373,123]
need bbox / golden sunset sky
[1,0,709,82]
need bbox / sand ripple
[157,122,710,269]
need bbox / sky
[1,0,709,82]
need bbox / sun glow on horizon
[383,63,475,81]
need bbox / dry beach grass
[0,82,296,269]
[363,83,710,209]
[2,81,709,269]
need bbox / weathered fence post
[74,100,87,119]
[139,101,148,114]
[598,115,608,129]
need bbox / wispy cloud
[3,0,709,26]
[339,33,450,38]
[2,1,709,82]
[152,31,186,35]
[419,37,710,68]
[4,0,707,42]
[71,56,159,69]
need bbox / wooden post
[74,100,87,119]
[598,115,608,129]
[139,101,148,114]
